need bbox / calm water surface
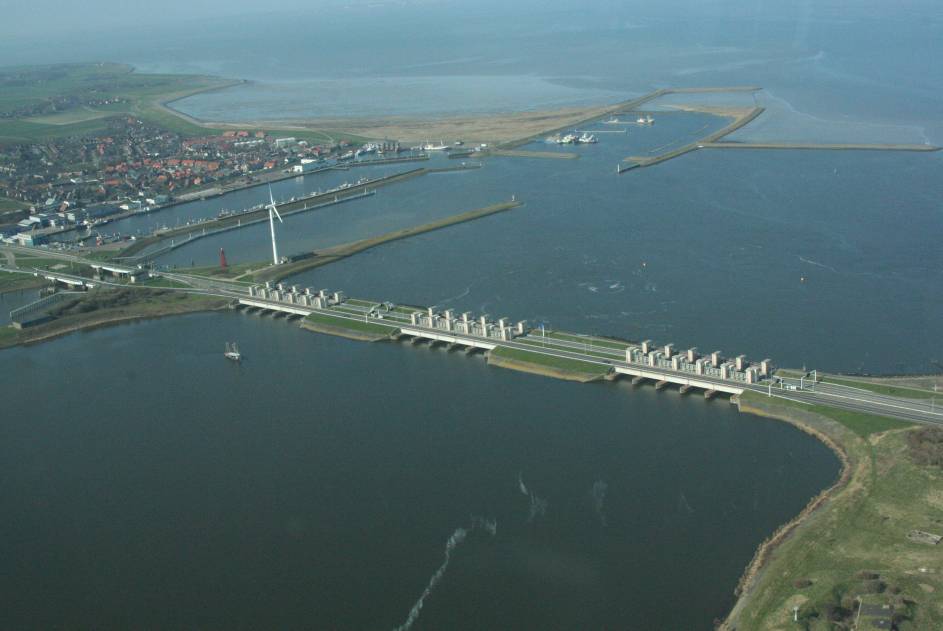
[2,4,940,626]
[0,313,839,630]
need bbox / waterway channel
[3,104,939,630]
[0,312,839,630]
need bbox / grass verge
[487,345,609,382]
[301,311,397,342]
[725,392,940,630]
[820,375,939,400]
[0,271,49,292]
[0,287,226,349]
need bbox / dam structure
[239,282,770,396]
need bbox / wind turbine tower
[267,186,284,265]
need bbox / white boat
[558,133,578,144]
[422,142,450,151]
[224,342,241,361]
[577,133,598,144]
[636,115,654,125]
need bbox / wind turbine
[267,186,283,265]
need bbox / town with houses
[0,115,372,246]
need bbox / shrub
[907,427,943,467]
[859,579,886,594]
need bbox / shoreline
[2,289,937,624]
[160,90,618,144]
[714,389,943,628]
[0,292,229,350]
[721,395,855,628]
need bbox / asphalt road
[6,243,941,426]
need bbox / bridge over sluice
[9,290,85,329]
[40,271,97,289]
[239,282,773,397]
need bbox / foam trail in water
[591,480,608,527]
[798,256,838,273]
[528,493,548,522]
[518,473,548,522]
[473,515,498,536]
[393,519,496,631]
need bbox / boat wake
[519,472,548,522]
[798,256,838,273]
[393,517,496,631]
[591,480,608,527]
[439,285,472,305]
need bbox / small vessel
[577,133,598,144]
[558,133,578,144]
[636,114,654,125]
[224,342,241,361]
[422,141,450,151]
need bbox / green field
[820,375,939,400]
[731,392,941,630]
[806,403,913,438]
[489,345,609,377]
[545,329,634,350]
[304,311,397,337]
[24,106,112,125]
[515,336,620,361]
[181,262,262,280]
[0,287,227,349]
[0,270,49,292]
[0,63,370,144]
[136,276,189,289]
[0,196,28,212]
[12,256,77,270]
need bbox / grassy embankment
[0,287,227,349]
[301,310,398,342]
[0,270,49,292]
[0,63,368,144]
[487,346,609,382]
[724,390,943,630]
[0,196,28,212]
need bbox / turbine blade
[268,185,283,222]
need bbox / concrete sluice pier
[239,282,776,400]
